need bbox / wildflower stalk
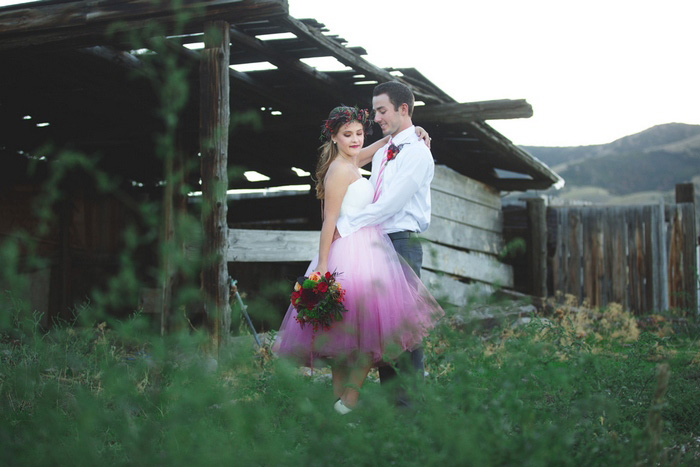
[646,362,670,462]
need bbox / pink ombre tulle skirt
[273,225,443,366]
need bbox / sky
[288,0,700,147]
[2,0,698,146]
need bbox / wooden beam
[413,99,534,123]
[200,20,231,351]
[0,0,288,51]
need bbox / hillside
[522,123,700,199]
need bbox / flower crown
[320,106,374,142]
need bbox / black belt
[388,231,416,241]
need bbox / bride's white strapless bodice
[339,177,373,218]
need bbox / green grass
[2,298,699,466]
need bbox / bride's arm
[358,135,389,167]
[316,166,353,274]
[357,126,431,167]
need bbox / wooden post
[526,198,547,298]
[675,183,698,314]
[675,183,695,204]
[200,21,230,352]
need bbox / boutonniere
[386,143,405,161]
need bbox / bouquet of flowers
[290,271,347,332]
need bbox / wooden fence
[549,201,697,313]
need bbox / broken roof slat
[228,24,360,102]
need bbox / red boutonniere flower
[386,143,400,161]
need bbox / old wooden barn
[0,0,563,340]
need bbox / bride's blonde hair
[315,106,372,200]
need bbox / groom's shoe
[334,399,352,415]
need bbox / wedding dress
[273,177,443,365]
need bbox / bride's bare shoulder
[326,159,357,184]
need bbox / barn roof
[0,0,563,192]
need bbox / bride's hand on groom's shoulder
[415,126,431,149]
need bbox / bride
[273,106,443,414]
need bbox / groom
[335,81,435,396]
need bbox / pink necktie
[373,140,398,202]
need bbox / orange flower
[309,271,322,282]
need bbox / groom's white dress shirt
[336,125,434,237]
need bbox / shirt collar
[391,125,418,146]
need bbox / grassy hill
[522,123,700,202]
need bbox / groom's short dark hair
[373,81,415,117]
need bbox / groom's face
[372,93,402,137]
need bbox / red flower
[317,282,329,293]
[325,271,333,280]
[386,143,400,161]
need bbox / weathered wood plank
[668,203,698,311]
[226,228,319,262]
[675,183,695,204]
[644,206,657,311]
[431,165,501,210]
[420,215,504,255]
[421,270,495,306]
[423,242,513,288]
[430,190,502,233]
[582,209,593,305]
[567,208,582,301]
[603,208,616,306]
[614,207,629,310]
[668,205,683,309]
[0,0,289,51]
[552,207,566,296]
[413,99,534,123]
[679,203,698,313]
[655,203,670,312]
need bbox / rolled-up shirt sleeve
[336,149,432,237]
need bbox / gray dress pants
[379,231,425,386]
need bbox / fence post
[674,183,698,314]
[527,198,547,298]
